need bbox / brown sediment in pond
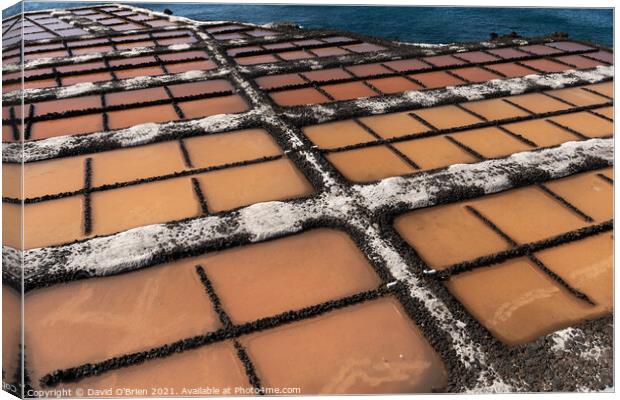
[587,81,613,98]
[395,202,511,269]
[1,124,14,141]
[236,54,279,65]
[56,62,105,73]
[178,95,249,119]
[203,229,381,323]
[546,41,594,52]
[51,341,249,394]
[114,66,165,80]
[366,77,422,94]
[106,87,169,107]
[108,104,179,130]
[256,73,306,89]
[91,141,187,187]
[423,55,466,67]
[383,59,430,72]
[484,62,537,77]
[31,114,103,139]
[19,156,86,198]
[170,80,234,98]
[548,112,613,137]
[278,50,313,60]
[519,44,563,55]
[91,177,199,237]
[196,158,314,212]
[2,163,21,199]
[454,51,499,63]
[24,258,223,386]
[555,55,603,69]
[2,286,21,388]
[393,136,477,170]
[413,105,482,129]
[503,119,581,147]
[445,257,603,346]
[345,63,391,77]
[358,112,430,139]
[505,93,572,114]
[321,82,377,101]
[109,56,156,68]
[342,42,385,53]
[407,71,465,89]
[460,98,529,120]
[270,87,329,106]
[183,128,282,168]
[593,106,613,119]
[326,146,415,183]
[303,120,376,149]
[240,297,448,394]
[450,67,502,83]
[469,186,589,244]
[9,196,84,249]
[519,59,569,73]
[486,47,530,59]
[543,171,613,222]
[536,233,613,311]
[450,127,533,158]
[35,95,102,116]
[61,72,113,86]
[548,87,609,106]
[302,68,352,82]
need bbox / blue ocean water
[4,2,613,47]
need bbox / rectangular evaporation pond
[3,196,84,249]
[502,119,581,147]
[90,141,188,187]
[547,87,610,107]
[34,95,102,117]
[395,169,612,345]
[195,158,314,212]
[445,257,604,346]
[107,104,179,130]
[302,120,376,149]
[326,146,415,183]
[468,186,590,244]
[366,77,423,94]
[168,80,234,98]
[536,232,613,312]
[270,88,330,106]
[183,128,282,168]
[543,169,613,222]
[49,342,250,394]
[449,127,533,158]
[255,73,306,90]
[201,228,381,323]
[6,155,86,199]
[547,112,613,138]
[24,258,224,387]
[240,297,448,394]
[91,177,201,237]
[395,201,512,269]
[177,95,249,119]
[392,136,478,170]
[30,114,104,140]
[320,81,378,101]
